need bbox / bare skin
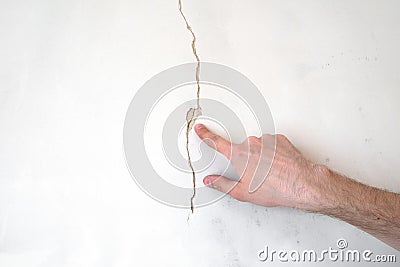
[194,123,400,251]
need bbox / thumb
[203,175,243,199]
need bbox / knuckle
[276,134,288,141]
[247,136,260,143]
[210,134,220,143]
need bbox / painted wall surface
[1,0,399,266]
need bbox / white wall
[0,0,399,266]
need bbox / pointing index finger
[194,124,232,159]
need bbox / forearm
[305,166,400,250]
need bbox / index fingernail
[195,124,204,130]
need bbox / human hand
[195,124,400,250]
[194,124,327,211]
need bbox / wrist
[294,163,340,213]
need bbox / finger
[194,124,232,159]
[203,175,244,201]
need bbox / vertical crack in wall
[178,0,202,218]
